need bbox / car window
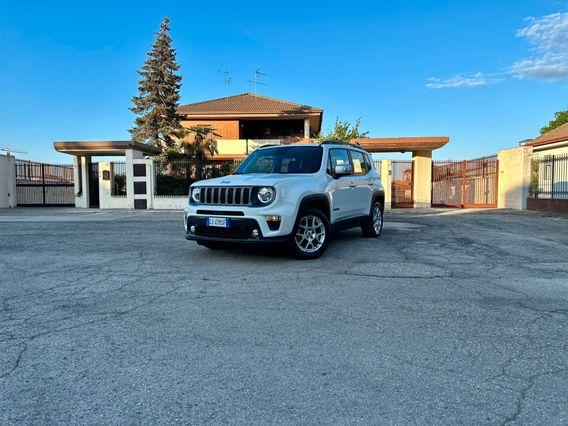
[234,146,323,174]
[349,151,370,175]
[365,153,374,173]
[328,149,351,175]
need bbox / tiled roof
[178,93,322,115]
[528,122,568,147]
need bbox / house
[525,122,568,210]
[177,93,323,160]
[526,122,568,156]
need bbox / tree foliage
[540,109,568,135]
[317,117,369,142]
[167,125,220,180]
[129,17,183,152]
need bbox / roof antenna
[0,145,28,157]
[218,69,231,100]
[247,69,267,95]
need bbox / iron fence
[530,154,568,199]
[110,162,127,196]
[154,159,243,197]
[432,156,498,208]
[373,160,381,175]
[15,160,74,206]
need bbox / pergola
[352,137,449,153]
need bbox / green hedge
[156,174,194,196]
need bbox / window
[349,151,370,175]
[365,153,374,173]
[328,149,351,175]
[234,146,323,175]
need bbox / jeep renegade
[185,142,384,259]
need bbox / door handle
[349,183,356,188]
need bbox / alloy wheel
[295,215,326,253]
[372,204,382,234]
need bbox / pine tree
[129,17,183,152]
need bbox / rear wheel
[290,208,330,259]
[362,201,383,237]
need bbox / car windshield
[234,146,323,175]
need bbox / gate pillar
[497,146,533,209]
[73,155,90,208]
[380,160,392,210]
[412,150,432,208]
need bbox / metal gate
[432,156,498,208]
[391,160,414,208]
[15,161,74,207]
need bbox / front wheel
[290,208,331,259]
[362,201,383,238]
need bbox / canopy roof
[352,137,450,153]
[54,141,161,156]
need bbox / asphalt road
[1,208,568,424]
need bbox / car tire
[198,241,231,250]
[290,207,331,260]
[362,200,383,238]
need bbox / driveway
[1,208,567,424]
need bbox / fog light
[251,229,260,239]
[190,225,196,233]
[265,215,281,231]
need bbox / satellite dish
[0,145,28,157]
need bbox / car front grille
[199,186,253,206]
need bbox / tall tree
[317,117,369,142]
[130,17,183,152]
[540,109,568,135]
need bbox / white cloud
[425,72,503,89]
[426,11,568,88]
[512,12,568,81]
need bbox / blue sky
[1,0,567,162]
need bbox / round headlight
[257,187,275,204]
[191,188,201,203]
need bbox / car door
[328,148,357,221]
[348,150,374,216]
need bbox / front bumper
[185,216,290,244]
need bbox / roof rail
[318,139,366,150]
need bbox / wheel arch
[297,194,331,222]
[372,189,385,211]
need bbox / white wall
[533,140,568,157]
[152,197,187,210]
[98,161,128,209]
[0,154,16,208]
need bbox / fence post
[551,155,555,200]
[41,163,46,206]
[461,160,466,207]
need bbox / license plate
[206,217,230,228]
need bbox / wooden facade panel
[181,120,240,139]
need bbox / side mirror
[333,164,352,178]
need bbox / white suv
[185,142,385,259]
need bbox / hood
[192,173,315,187]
